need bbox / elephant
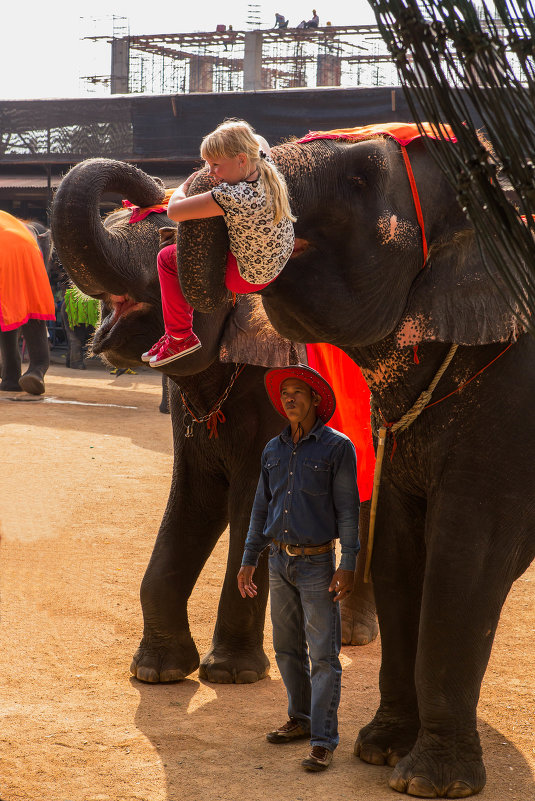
[170,129,535,797]
[50,159,377,686]
[0,213,54,395]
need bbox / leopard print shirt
[211,172,295,285]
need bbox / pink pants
[158,245,272,338]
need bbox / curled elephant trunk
[51,158,166,297]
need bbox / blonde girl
[143,119,296,367]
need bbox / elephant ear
[395,231,527,346]
[220,295,307,367]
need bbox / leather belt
[272,539,335,557]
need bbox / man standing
[237,364,359,772]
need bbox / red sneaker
[141,334,166,363]
[149,333,201,367]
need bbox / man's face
[280,378,319,424]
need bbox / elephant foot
[68,363,86,370]
[0,380,23,392]
[18,373,45,395]
[340,597,378,646]
[130,635,200,683]
[199,644,270,684]
[388,729,485,798]
[355,711,420,767]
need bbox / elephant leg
[0,329,23,391]
[387,492,530,799]
[131,468,229,684]
[18,319,49,394]
[355,484,425,767]
[199,482,270,684]
[340,500,379,646]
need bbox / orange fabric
[306,343,375,502]
[123,188,175,223]
[297,121,457,146]
[0,211,55,332]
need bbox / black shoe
[301,745,333,771]
[266,718,310,744]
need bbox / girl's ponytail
[258,159,296,225]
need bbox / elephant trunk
[51,158,165,296]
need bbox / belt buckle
[285,543,300,557]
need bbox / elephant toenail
[445,780,473,798]
[406,776,438,797]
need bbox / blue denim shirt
[242,419,360,571]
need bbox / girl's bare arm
[167,189,224,222]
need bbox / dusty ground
[1,362,533,801]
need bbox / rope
[364,340,513,583]
[382,343,459,436]
[364,343,458,583]
[180,363,246,439]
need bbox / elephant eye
[352,175,367,188]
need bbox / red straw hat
[264,364,336,424]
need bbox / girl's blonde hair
[200,120,296,224]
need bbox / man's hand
[329,568,354,603]
[237,565,258,599]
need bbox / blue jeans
[268,544,342,751]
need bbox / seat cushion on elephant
[0,211,55,332]
[219,295,307,368]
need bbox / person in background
[306,9,320,27]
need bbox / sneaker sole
[266,732,311,744]
[302,761,330,771]
[149,342,202,367]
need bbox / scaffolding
[84,26,400,95]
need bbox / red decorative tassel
[413,345,419,364]
[206,409,226,438]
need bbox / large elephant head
[51,158,303,375]
[177,136,525,350]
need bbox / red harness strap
[400,145,428,266]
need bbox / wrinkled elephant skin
[175,136,535,797]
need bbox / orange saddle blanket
[306,343,375,502]
[0,211,55,332]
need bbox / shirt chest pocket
[301,458,330,496]
[265,457,280,473]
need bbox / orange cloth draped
[122,188,175,223]
[306,343,375,502]
[297,121,457,146]
[0,211,55,332]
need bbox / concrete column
[189,57,214,93]
[317,54,341,86]
[244,31,263,90]
[111,38,130,94]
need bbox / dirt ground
[1,362,533,801]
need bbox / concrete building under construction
[85,25,399,95]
